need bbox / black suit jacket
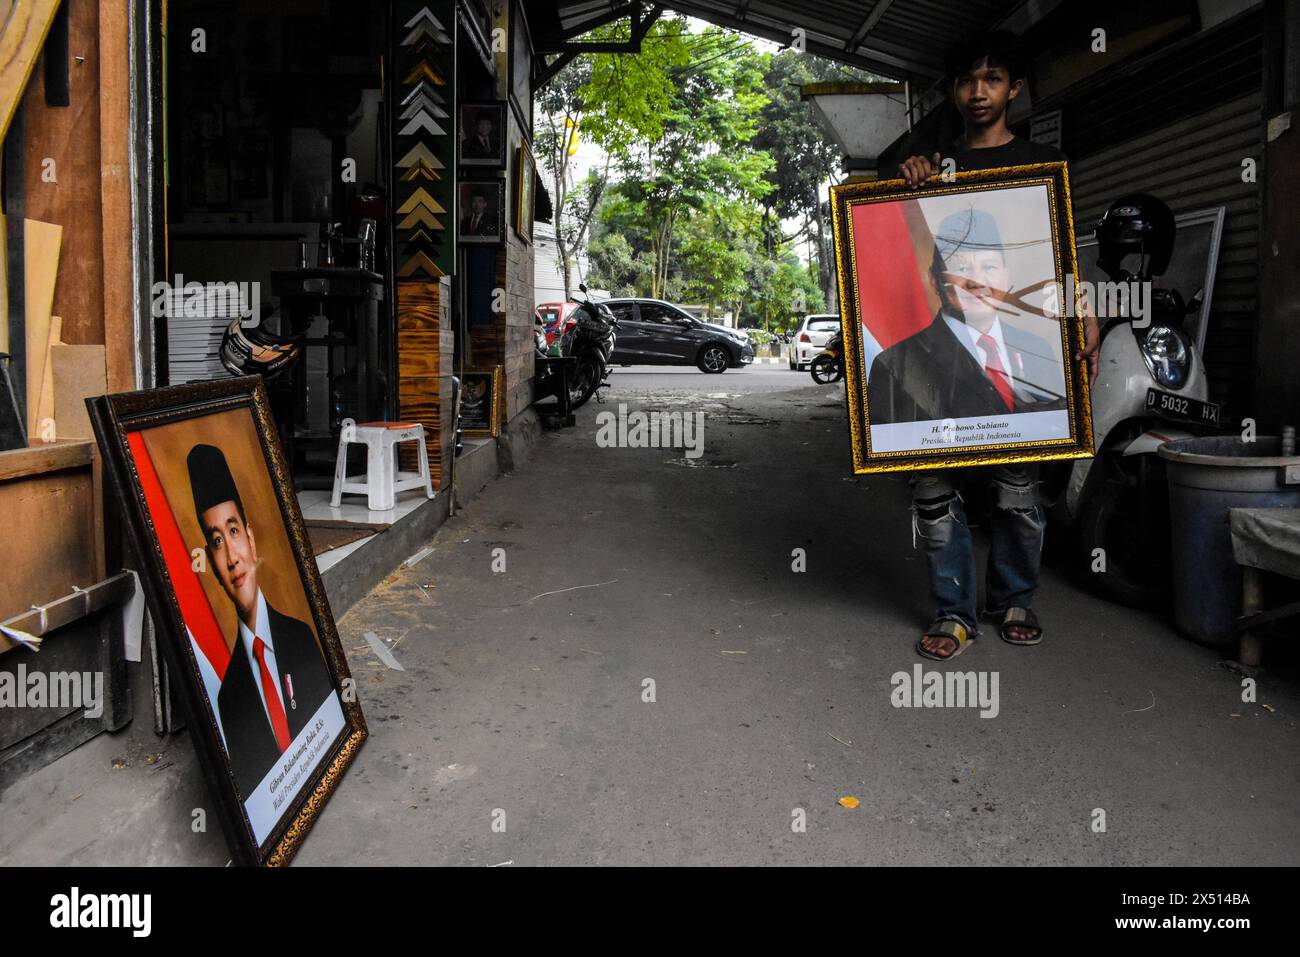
[462,135,499,159]
[217,602,336,798]
[867,314,1067,426]
[459,212,497,236]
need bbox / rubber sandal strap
[999,607,1042,642]
[917,619,973,659]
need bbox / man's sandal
[996,607,1043,645]
[915,619,976,661]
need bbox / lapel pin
[286,674,297,710]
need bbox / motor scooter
[1051,194,1221,607]
[559,283,618,409]
[809,332,844,384]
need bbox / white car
[789,314,841,370]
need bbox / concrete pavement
[3,365,1297,866]
[297,367,1300,865]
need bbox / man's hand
[1074,288,1101,384]
[900,152,942,188]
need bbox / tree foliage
[536,16,858,325]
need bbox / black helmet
[1094,193,1175,281]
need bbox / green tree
[752,51,877,303]
[675,196,760,314]
[750,256,825,331]
[588,231,655,296]
[552,19,854,324]
[602,27,774,298]
[534,19,693,298]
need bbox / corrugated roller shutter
[1069,92,1262,411]
[1060,13,1264,414]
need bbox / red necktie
[253,637,292,753]
[978,332,1015,412]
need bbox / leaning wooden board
[36,315,61,432]
[23,218,62,435]
[0,0,64,145]
[51,343,107,440]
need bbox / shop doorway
[161,1,395,487]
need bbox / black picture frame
[87,376,367,866]
[460,368,501,437]
[458,100,507,168]
[830,162,1095,473]
[457,179,506,246]
[507,0,533,132]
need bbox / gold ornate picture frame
[515,140,536,244]
[87,376,367,866]
[460,367,501,438]
[830,162,1094,473]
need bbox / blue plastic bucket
[1156,436,1300,647]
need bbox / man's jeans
[910,464,1045,633]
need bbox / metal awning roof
[529,0,1028,83]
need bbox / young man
[896,31,1100,660]
[188,443,335,795]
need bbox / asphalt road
[295,375,1300,865]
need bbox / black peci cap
[187,444,243,528]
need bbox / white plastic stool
[331,420,435,511]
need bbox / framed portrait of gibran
[87,376,367,866]
[830,162,1094,473]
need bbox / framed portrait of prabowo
[87,376,366,865]
[460,367,501,437]
[830,163,1094,473]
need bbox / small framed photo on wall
[458,180,505,245]
[459,368,501,437]
[458,101,507,168]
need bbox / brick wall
[502,199,535,425]
[484,0,534,430]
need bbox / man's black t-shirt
[937,135,1066,172]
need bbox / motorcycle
[561,283,618,410]
[809,331,844,384]
[1052,193,1220,608]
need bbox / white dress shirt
[236,590,287,724]
[943,313,1018,392]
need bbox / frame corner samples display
[460,367,501,437]
[830,162,1094,474]
[87,376,366,866]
